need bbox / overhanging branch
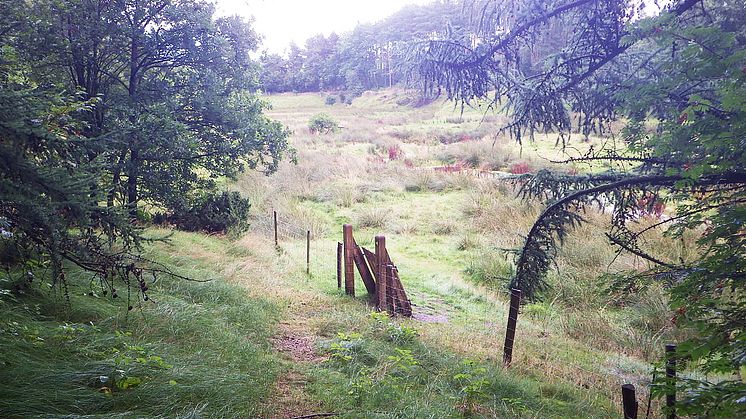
[512,171,746,298]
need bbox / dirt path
[262,322,327,418]
[222,235,330,418]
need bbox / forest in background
[257,0,567,96]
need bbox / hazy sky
[216,0,433,54]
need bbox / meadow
[0,89,688,417]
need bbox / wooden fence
[336,224,412,317]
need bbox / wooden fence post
[273,210,278,247]
[385,264,395,315]
[336,242,342,289]
[665,344,677,419]
[343,224,354,296]
[375,236,386,311]
[306,230,310,274]
[503,288,521,367]
[352,245,376,296]
[622,384,638,419]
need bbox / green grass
[251,88,674,416]
[302,312,617,418]
[0,233,281,418]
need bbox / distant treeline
[258,0,571,98]
[258,1,469,96]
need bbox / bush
[325,95,337,106]
[168,191,251,234]
[464,251,514,289]
[356,208,387,229]
[308,113,340,134]
[509,161,531,174]
[387,145,403,160]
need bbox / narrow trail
[220,235,331,418]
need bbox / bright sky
[216,0,433,54]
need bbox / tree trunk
[126,147,139,217]
[107,151,126,207]
[125,16,140,218]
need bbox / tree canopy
[1,1,289,300]
[420,0,745,415]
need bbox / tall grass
[306,312,617,418]
[241,89,690,414]
[0,233,280,417]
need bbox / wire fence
[250,210,331,276]
[252,211,310,240]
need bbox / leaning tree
[420,0,745,415]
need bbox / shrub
[325,95,337,106]
[308,113,339,134]
[431,220,456,235]
[456,234,480,251]
[509,161,531,174]
[387,145,403,160]
[168,191,250,234]
[464,251,514,289]
[389,129,413,140]
[464,153,480,168]
[356,208,387,229]
[404,183,422,192]
[333,185,364,208]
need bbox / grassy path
[0,90,658,417]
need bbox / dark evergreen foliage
[165,191,251,234]
[420,0,746,415]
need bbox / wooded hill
[258,1,471,95]
[258,0,572,97]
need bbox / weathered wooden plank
[336,242,342,289]
[503,288,521,366]
[352,243,376,295]
[375,236,387,311]
[361,247,378,282]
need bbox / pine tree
[420,0,746,414]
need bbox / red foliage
[434,161,466,173]
[509,161,531,174]
[636,193,666,218]
[404,158,415,168]
[388,144,403,160]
